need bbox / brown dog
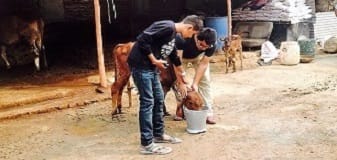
[222,35,243,73]
[175,90,204,119]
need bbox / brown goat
[111,42,200,117]
[0,15,46,70]
[111,42,134,115]
[222,35,243,73]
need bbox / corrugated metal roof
[314,12,337,41]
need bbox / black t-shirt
[175,34,216,59]
[127,20,181,70]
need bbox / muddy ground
[0,51,337,160]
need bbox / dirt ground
[0,51,337,160]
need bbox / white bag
[261,41,279,63]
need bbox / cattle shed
[0,0,247,71]
[0,0,332,72]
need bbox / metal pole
[227,0,232,39]
[93,0,107,88]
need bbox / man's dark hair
[182,15,204,31]
[197,27,217,46]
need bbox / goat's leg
[111,83,120,116]
[175,101,184,119]
[1,46,11,69]
[32,42,40,71]
[162,86,171,116]
[240,48,243,70]
[111,73,130,116]
[225,56,229,73]
[232,59,236,73]
[111,81,124,115]
[37,20,47,70]
[116,77,131,114]
[171,83,186,119]
[127,81,132,108]
[117,88,124,114]
[37,38,48,70]
[118,74,131,114]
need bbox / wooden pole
[227,0,232,40]
[93,0,107,88]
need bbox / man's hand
[177,82,188,98]
[153,59,168,70]
[180,71,188,84]
[191,83,198,92]
[148,53,168,70]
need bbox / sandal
[154,134,182,144]
[140,143,172,155]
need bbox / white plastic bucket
[279,41,300,65]
[183,106,207,134]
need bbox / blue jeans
[131,67,165,146]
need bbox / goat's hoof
[111,111,120,120]
[111,110,118,116]
[95,87,106,93]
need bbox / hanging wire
[106,0,111,23]
[106,0,117,24]
[112,0,117,19]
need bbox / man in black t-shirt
[127,15,203,155]
[175,27,217,124]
